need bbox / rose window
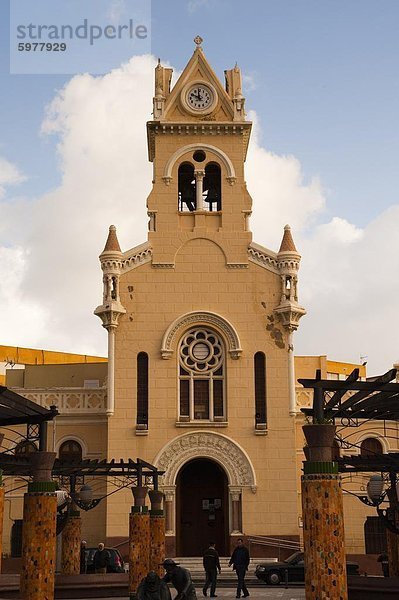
[180,329,223,373]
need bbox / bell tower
[146,36,253,268]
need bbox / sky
[0,0,398,376]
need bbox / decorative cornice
[147,121,252,162]
[161,311,242,360]
[248,243,279,274]
[122,242,153,273]
[154,431,257,489]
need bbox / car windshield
[285,552,303,564]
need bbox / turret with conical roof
[274,224,306,331]
[94,225,126,416]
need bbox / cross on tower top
[194,35,203,47]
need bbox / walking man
[229,538,250,599]
[80,540,87,574]
[202,542,221,597]
[161,558,197,600]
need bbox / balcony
[11,387,107,415]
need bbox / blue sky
[0,0,399,374]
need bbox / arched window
[137,352,149,429]
[178,163,196,211]
[15,440,37,455]
[179,328,225,421]
[203,163,221,212]
[360,437,383,457]
[254,352,267,427]
[59,440,83,463]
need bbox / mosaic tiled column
[302,424,348,600]
[20,451,57,600]
[0,470,4,573]
[149,490,165,575]
[61,511,82,574]
[129,486,150,599]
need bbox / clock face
[186,85,213,111]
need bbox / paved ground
[74,587,306,600]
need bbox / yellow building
[2,42,396,564]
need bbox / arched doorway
[176,458,228,556]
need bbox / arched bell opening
[178,162,196,212]
[203,162,221,212]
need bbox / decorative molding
[175,421,228,428]
[152,263,175,269]
[122,242,153,273]
[154,431,257,489]
[163,143,236,182]
[248,243,279,273]
[161,311,242,360]
[226,263,248,269]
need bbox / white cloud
[0,54,398,376]
[0,157,26,198]
[106,0,127,23]
[242,73,257,93]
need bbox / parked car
[255,551,359,585]
[86,547,124,573]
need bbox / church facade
[3,43,395,565]
[94,39,306,556]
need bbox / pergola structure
[0,385,58,450]
[0,387,166,600]
[299,367,399,424]
[299,367,399,597]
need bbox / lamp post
[57,477,103,575]
[357,472,399,577]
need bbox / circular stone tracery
[180,329,223,373]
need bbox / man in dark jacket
[162,559,197,600]
[202,542,221,597]
[93,543,110,574]
[229,539,250,598]
[80,540,87,574]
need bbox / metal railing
[247,536,302,561]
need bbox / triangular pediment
[163,48,235,122]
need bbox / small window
[360,437,383,457]
[59,440,82,462]
[137,352,149,428]
[254,352,267,427]
[178,163,196,212]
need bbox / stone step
[173,557,267,586]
